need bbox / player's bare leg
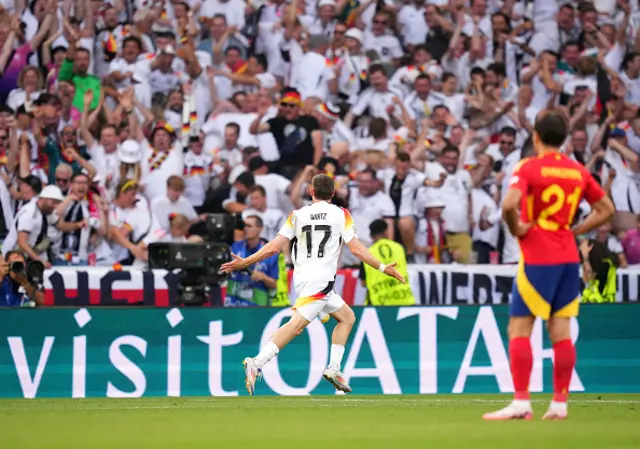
[243,311,310,395]
[323,304,356,393]
[484,316,536,420]
[542,317,574,420]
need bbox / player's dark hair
[369,219,388,238]
[534,111,568,148]
[311,174,335,200]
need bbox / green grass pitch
[1,394,639,448]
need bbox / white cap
[315,102,341,121]
[39,185,64,202]
[426,64,443,81]
[162,45,176,56]
[318,0,336,7]
[344,28,363,45]
[423,192,447,209]
[118,140,143,164]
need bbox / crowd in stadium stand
[1,0,640,292]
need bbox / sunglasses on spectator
[280,102,298,108]
[56,177,70,183]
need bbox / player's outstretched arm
[572,195,615,237]
[220,235,289,273]
[346,238,406,283]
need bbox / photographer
[0,251,44,307]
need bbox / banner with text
[40,265,640,306]
[0,305,639,398]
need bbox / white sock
[550,401,568,411]
[512,399,532,408]
[329,344,345,370]
[254,341,279,369]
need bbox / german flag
[185,166,206,176]
[280,90,302,105]
[103,33,117,59]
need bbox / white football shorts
[293,280,346,322]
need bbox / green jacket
[58,59,101,112]
[363,238,414,306]
[582,259,616,303]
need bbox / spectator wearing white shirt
[313,102,357,156]
[212,122,243,168]
[404,74,446,133]
[52,173,108,266]
[344,64,404,127]
[241,185,285,241]
[183,132,220,212]
[301,0,338,38]
[529,3,579,55]
[342,168,396,266]
[471,156,499,264]
[249,156,292,212]
[142,122,184,202]
[485,62,518,103]
[398,0,428,49]
[290,34,338,103]
[337,28,370,104]
[6,66,43,111]
[148,45,189,96]
[200,0,247,30]
[438,72,466,124]
[520,51,566,110]
[389,44,434,99]
[212,54,277,94]
[414,190,451,264]
[2,185,65,268]
[363,11,404,65]
[425,145,474,264]
[354,117,393,154]
[197,14,249,62]
[379,152,437,262]
[107,36,143,92]
[108,178,159,265]
[151,175,200,231]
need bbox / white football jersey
[278,201,357,286]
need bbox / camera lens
[9,261,25,273]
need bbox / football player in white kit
[221,174,406,395]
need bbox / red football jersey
[509,152,606,265]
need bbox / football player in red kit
[484,110,615,420]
